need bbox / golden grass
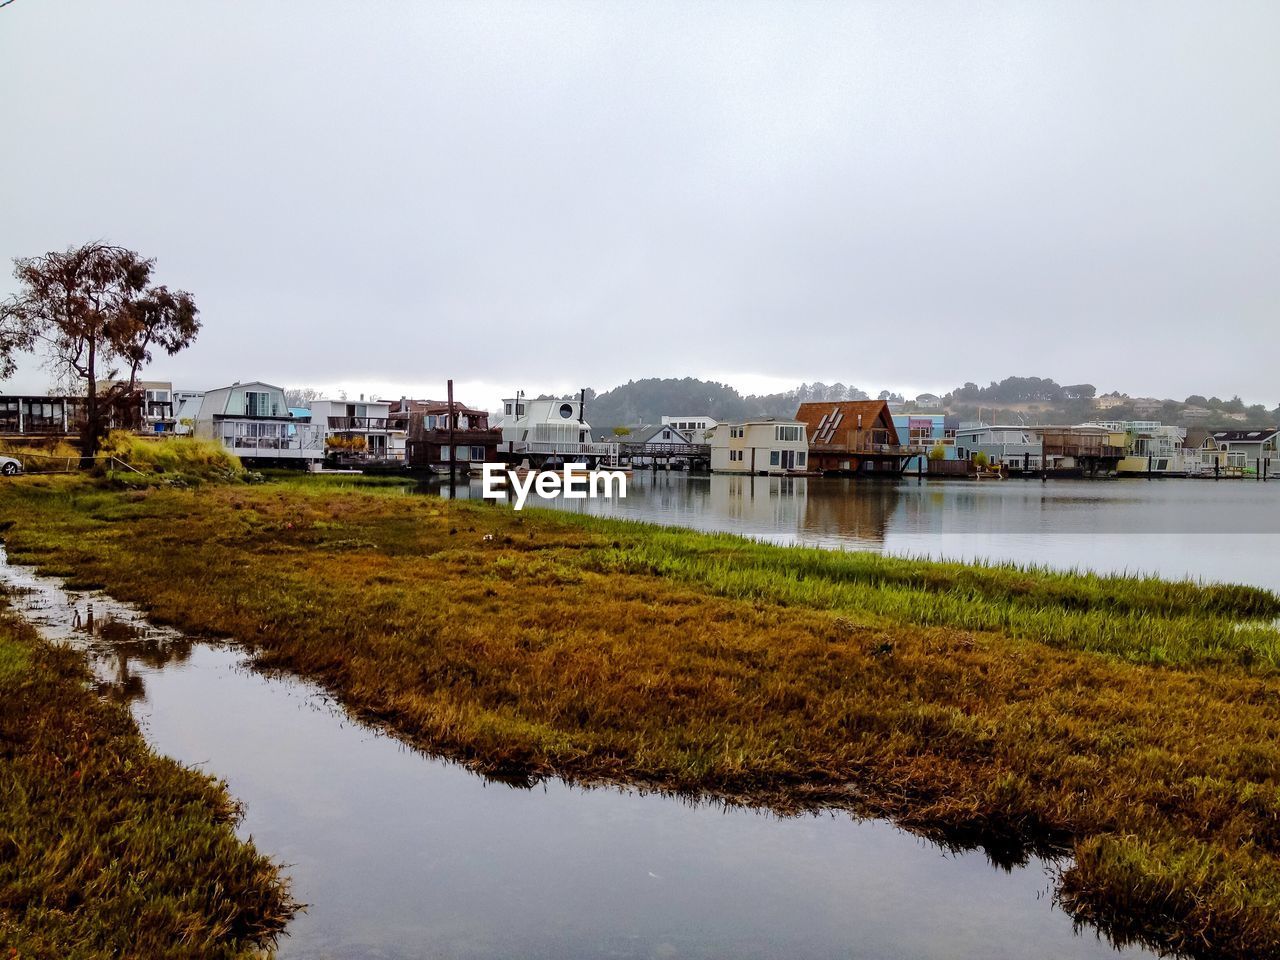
[0,606,295,957]
[98,431,242,478]
[2,474,1280,957]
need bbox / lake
[435,472,1280,591]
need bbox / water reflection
[425,472,1280,590]
[0,548,1158,959]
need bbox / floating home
[305,397,395,462]
[709,418,809,475]
[622,423,708,468]
[1199,428,1279,474]
[498,397,593,450]
[191,381,325,467]
[954,423,1044,470]
[794,400,919,475]
[891,413,957,470]
[406,401,502,472]
[0,396,88,439]
[659,415,719,440]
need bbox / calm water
[0,549,1151,960]
[438,473,1280,591]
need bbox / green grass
[3,473,1280,957]
[0,604,294,958]
[97,431,243,483]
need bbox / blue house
[892,414,954,470]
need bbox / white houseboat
[192,381,325,467]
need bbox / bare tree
[0,242,199,455]
[284,386,322,407]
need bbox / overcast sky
[1,1,1277,409]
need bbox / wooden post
[447,379,456,496]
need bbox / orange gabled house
[794,400,913,475]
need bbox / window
[472,446,485,461]
[775,425,802,442]
[559,403,574,419]
[770,451,780,466]
[729,426,744,439]
[516,404,525,416]
[797,452,806,466]
[728,449,743,462]
[245,391,271,417]
[504,403,513,415]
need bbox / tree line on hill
[565,376,1280,433]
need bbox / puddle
[0,547,1153,959]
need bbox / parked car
[0,456,23,476]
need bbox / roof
[418,401,488,417]
[634,423,695,444]
[385,398,448,415]
[1209,428,1279,443]
[794,401,899,446]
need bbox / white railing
[515,441,620,458]
[216,423,326,456]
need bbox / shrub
[98,431,242,479]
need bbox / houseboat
[954,423,1044,471]
[191,381,325,468]
[1198,428,1279,477]
[621,423,709,469]
[708,418,809,475]
[305,397,396,464]
[496,394,620,466]
[406,400,502,474]
[794,400,920,475]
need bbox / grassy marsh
[2,474,1280,957]
[0,605,294,957]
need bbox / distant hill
[580,378,870,432]
[570,375,1278,434]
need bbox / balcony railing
[516,441,621,458]
[413,427,502,444]
[809,442,926,456]
[327,416,390,431]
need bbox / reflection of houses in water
[707,474,809,532]
[71,604,196,705]
[796,479,898,545]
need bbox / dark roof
[1209,428,1279,443]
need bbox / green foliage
[973,451,990,467]
[98,432,242,482]
[928,443,947,461]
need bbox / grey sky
[1,1,1277,409]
